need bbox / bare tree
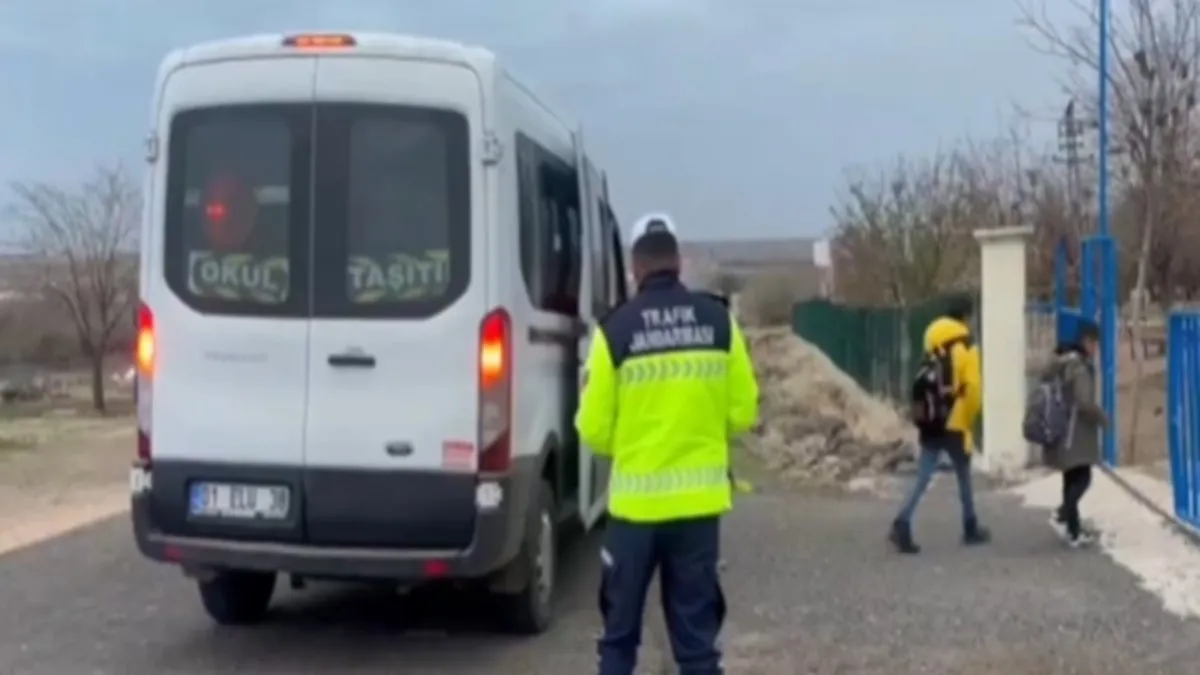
[1024,167,1090,298]
[829,147,1022,306]
[740,269,813,326]
[1125,41,1198,461]
[5,165,140,413]
[968,127,1087,298]
[1020,0,1200,462]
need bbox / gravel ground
[0,479,1198,674]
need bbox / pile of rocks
[741,327,916,486]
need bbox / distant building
[0,251,138,303]
[0,253,46,300]
[680,238,814,277]
[682,237,829,297]
[622,236,830,297]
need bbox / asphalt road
[2,481,1200,674]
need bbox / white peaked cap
[629,212,678,246]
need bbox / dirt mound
[741,327,915,485]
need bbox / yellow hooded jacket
[923,316,981,452]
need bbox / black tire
[495,480,557,635]
[198,570,276,625]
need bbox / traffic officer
[576,213,759,675]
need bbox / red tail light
[422,560,449,578]
[135,302,154,464]
[136,303,155,376]
[478,308,512,473]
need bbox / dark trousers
[597,515,726,675]
[1060,465,1093,537]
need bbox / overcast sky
[0,0,1076,240]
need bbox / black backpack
[910,336,968,431]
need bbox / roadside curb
[1097,464,1200,547]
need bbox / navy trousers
[597,515,726,675]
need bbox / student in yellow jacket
[577,213,758,675]
[889,295,991,554]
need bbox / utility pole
[1053,98,1098,304]
[1055,99,1086,231]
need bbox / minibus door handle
[328,352,376,368]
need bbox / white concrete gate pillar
[973,225,1034,477]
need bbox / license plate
[189,482,290,520]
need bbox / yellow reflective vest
[575,274,759,523]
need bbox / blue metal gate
[1168,314,1200,528]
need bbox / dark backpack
[909,337,967,431]
[1022,358,1075,449]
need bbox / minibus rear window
[310,104,471,318]
[163,103,468,319]
[163,105,310,317]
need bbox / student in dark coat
[1043,320,1106,547]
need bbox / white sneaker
[1067,531,1095,548]
[1049,512,1068,538]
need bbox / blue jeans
[895,440,977,526]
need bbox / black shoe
[889,520,920,554]
[963,518,992,546]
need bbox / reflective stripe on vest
[610,466,729,496]
[619,354,727,386]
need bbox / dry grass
[0,383,134,490]
[0,380,133,449]
[0,423,131,489]
[740,327,914,486]
[748,328,911,445]
[1116,348,1168,467]
[0,380,136,553]
[0,427,132,555]
[738,271,818,327]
